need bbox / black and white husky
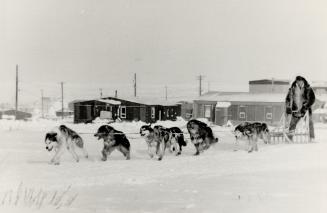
[140,125,187,160]
[44,125,88,165]
[94,125,131,161]
[139,124,166,160]
[234,122,270,152]
[167,127,187,155]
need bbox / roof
[195,91,247,101]
[106,97,180,106]
[97,99,121,105]
[249,79,290,85]
[312,81,327,88]
[55,108,73,113]
[314,108,327,114]
[216,102,231,108]
[196,93,286,103]
[316,95,327,103]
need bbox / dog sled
[270,111,310,143]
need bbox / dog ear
[45,133,50,142]
[45,132,57,142]
[105,125,112,133]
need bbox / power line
[60,82,64,120]
[165,86,168,100]
[41,89,44,118]
[15,64,18,119]
[134,73,137,97]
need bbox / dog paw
[54,162,60,165]
[101,157,107,161]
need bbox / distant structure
[249,79,290,93]
[1,110,32,120]
[73,97,181,124]
[55,108,74,118]
[193,78,290,125]
[311,81,327,95]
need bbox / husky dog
[139,124,158,159]
[168,127,187,155]
[186,119,218,155]
[94,125,130,160]
[234,122,270,152]
[140,124,182,160]
[44,125,88,165]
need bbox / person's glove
[286,107,292,114]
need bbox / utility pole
[41,89,44,118]
[100,88,103,98]
[165,86,168,100]
[15,64,18,120]
[197,75,205,96]
[61,82,64,120]
[115,90,118,98]
[134,73,137,97]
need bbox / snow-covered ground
[0,118,326,213]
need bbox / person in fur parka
[285,76,315,141]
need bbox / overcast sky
[1,0,327,106]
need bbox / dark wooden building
[104,97,181,123]
[74,97,181,123]
[74,99,121,123]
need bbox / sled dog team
[44,120,270,165]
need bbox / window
[151,107,155,119]
[120,106,126,118]
[266,112,272,120]
[239,112,246,119]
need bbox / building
[194,92,286,125]
[249,79,290,93]
[104,97,181,123]
[1,110,32,120]
[56,108,74,118]
[74,99,121,123]
[312,81,327,95]
[74,97,181,123]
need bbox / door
[140,106,146,122]
[215,108,225,125]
